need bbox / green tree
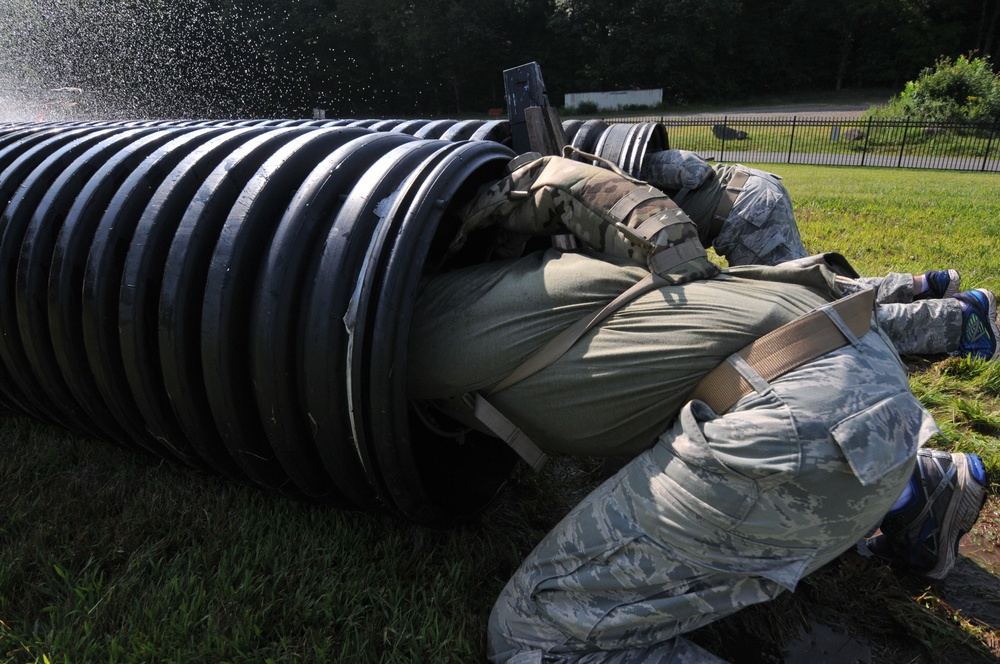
[975,0,1000,60]
[293,0,552,116]
[866,54,1000,123]
[546,0,740,103]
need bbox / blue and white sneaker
[953,289,999,362]
[866,450,988,580]
[916,269,960,300]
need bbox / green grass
[1,165,999,663]
[0,420,518,663]
[780,165,1000,294]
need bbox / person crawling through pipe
[404,152,991,663]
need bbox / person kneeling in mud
[407,154,989,663]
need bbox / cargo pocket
[533,532,714,646]
[648,400,786,531]
[830,391,936,486]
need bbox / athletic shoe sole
[924,453,988,580]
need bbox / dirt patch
[680,477,1000,662]
[959,494,1000,577]
[944,495,1000,629]
[782,621,873,664]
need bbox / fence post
[860,116,873,167]
[787,116,796,163]
[982,120,998,172]
[897,117,910,167]
[720,115,727,162]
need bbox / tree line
[4,0,999,119]
[270,0,1000,117]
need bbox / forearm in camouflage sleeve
[451,155,720,284]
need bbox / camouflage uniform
[410,157,938,662]
[486,313,935,662]
[640,151,963,356]
[408,250,937,663]
[451,153,719,285]
[639,153,806,266]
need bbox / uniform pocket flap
[830,392,938,486]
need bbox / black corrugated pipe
[2,118,669,174]
[592,122,669,177]
[562,120,668,178]
[0,117,667,524]
[0,122,520,526]
[565,119,608,157]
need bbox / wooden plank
[525,106,564,156]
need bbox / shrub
[864,55,1000,124]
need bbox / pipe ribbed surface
[0,117,665,523]
[0,121,518,525]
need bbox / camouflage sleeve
[451,155,720,285]
[640,149,715,191]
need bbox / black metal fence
[602,115,1000,172]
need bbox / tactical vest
[448,153,721,285]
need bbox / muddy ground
[778,495,1000,663]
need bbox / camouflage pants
[717,174,962,356]
[712,167,807,267]
[860,273,963,355]
[488,316,936,663]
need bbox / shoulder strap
[487,272,666,395]
[472,394,549,471]
[470,271,666,472]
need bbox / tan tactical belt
[690,287,874,413]
[709,168,750,238]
